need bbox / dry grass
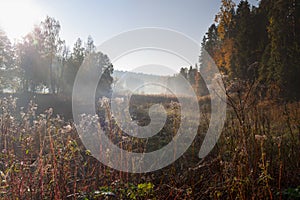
[0,83,299,199]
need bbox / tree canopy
[200,0,300,100]
[0,16,113,99]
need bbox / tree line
[0,16,113,97]
[177,65,209,97]
[1,0,299,101]
[200,0,300,100]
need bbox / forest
[0,0,299,199]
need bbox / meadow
[0,83,299,200]
[0,0,299,199]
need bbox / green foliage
[201,0,300,100]
[0,29,18,92]
[95,182,155,200]
[231,1,253,79]
[1,16,114,98]
[281,186,300,199]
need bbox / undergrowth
[0,83,299,199]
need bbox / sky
[0,0,259,73]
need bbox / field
[0,86,299,200]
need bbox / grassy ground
[0,88,299,199]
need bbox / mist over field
[0,0,299,199]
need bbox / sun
[0,0,44,41]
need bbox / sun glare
[0,0,44,41]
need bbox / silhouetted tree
[63,38,85,96]
[18,26,48,93]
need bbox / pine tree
[262,0,300,99]
[85,35,96,56]
[200,24,220,82]
[231,0,253,79]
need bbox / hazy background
[0,0,258,71]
